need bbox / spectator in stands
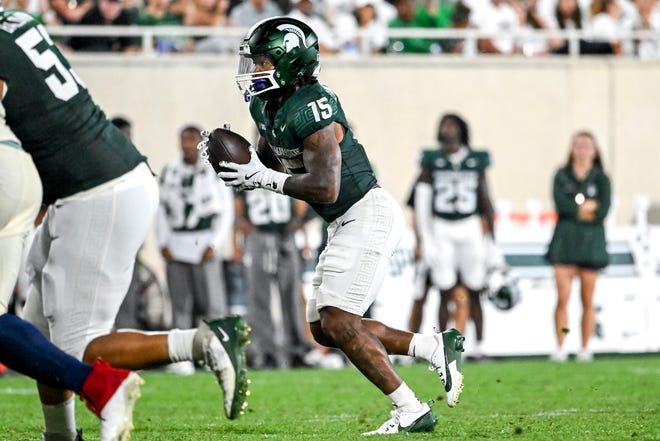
[10,0,55,23]
[429,0,457,28]
[387,0,440,53]
[470,0,521,54]
[546,130,611,362]
[229,0,282,27]
[546,0,583,50]
[138,0,190,53]
[630,0,660,59]
[547,0,616,54]
[351,0,389,53]
[68,0,141,52]
[49,0,92,24]
[322,0,357,50]
[287,0,340,52]
[516,0,553,55]
[588,0,626,54]
[184,0,230,25]
[184,0,233,52]
[445,1,475,54]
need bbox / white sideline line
[307,414,354,422]
[487,408,657,418]
[0,387,37,395]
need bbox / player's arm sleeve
[552,170,579,219]
[256,135,284,171]
[293,92,340,141]
[414,182,434,246]
[593,170,612,222]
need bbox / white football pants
[23,162,158,359]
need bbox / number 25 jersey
[420,147,490,221]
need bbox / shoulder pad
[467,150,491,169]
[419,148,439,167]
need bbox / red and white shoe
[80,358,143,441]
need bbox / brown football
[205,128,251,175]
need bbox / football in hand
[204,128,251,176]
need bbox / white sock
[42,396,76,440]
[408,333,437,361]
[167,329,197,362]
[388,383,423,413]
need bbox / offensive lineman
[0,76,144,441]
[0,7,249,440]
[201,16,465,435]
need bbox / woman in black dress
[546,131,611,362]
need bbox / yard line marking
[0,388,37,395]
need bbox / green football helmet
[236,16,320,102]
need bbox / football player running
[205,16,465,435]
[0,6,249,441]
[414,113,496,360]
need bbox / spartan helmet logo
[277,24,307,53]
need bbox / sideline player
[0,7,249,441]
[414,113,495,358]
[203,16,465,435]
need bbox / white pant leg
[307,188,404,322]
[456,217,487,291]
[23,163,158,358]
[429,218,459,291]
[429,215,486,291]
[0,146,42,313]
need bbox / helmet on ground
[236,16,320,102]
[485,266,521,311]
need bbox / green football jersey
[420,147,490,220]
[239,190,294,234]
[0,10,146,204]
[249,82,377,223]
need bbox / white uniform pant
[0,145,42,313]
[427,215,487,291]
[307,187,404,322]
[23,162,158,359]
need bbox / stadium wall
[71,55,660,224]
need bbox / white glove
[217,146,289,194]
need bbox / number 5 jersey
[0,10,145,205]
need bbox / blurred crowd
[5,0,659,57]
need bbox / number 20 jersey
[0,10,145,205]
[420,147,490,221]
[249,82,377,223]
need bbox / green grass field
[1,356,658,441]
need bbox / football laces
[197,139,209,160]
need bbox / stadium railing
[46,25,660,58]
